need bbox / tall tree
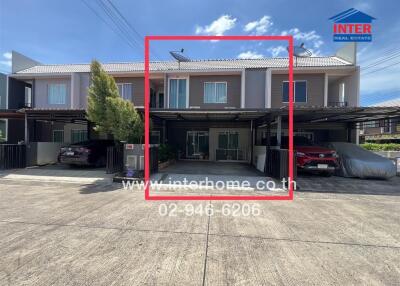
[86,60,119,133]
[106,97,144,143]
[86,60,143,143]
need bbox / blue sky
[0,0,399,105]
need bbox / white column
[324,73,328,107]
[164,74,168,108]
[241,69,246,108]
[265,69,272,108]
[70,73,74,109]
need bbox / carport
[20,109,91,166]
[150,107,400,181]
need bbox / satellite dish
[169,49,191,69]
[286,43,312,66]
[293,43,312,57]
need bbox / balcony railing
[328,101,348,107]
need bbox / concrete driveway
[0,164,113,184]
[0,177,399,285]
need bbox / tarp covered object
[326,142,396,179]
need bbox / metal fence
[0,144,26,169]
[265,149,297,180]
[106,145,123,174]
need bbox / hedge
[361,143,400,151]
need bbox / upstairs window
[117,83,133,101]
[204,82,227,103]
[48,83,66,104]
[282,81,307,103]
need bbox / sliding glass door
[216,131,243,161]
[186,131,209,159]
[169,78,187,108]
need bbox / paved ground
[0,176,399,285]
[159,161,265,176]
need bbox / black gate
[106,144,123,174]
[0,144,26,169]
[265,149,297,180]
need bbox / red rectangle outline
[144,35,294,200]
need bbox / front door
[186,131,209,159]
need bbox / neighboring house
[0,71,26,144]
[7,43,399,167]
[360,98,400,143]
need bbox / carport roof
[11,106,400,124]
[149,106,400,124]
[0,109,25,119]
[20,108,87,122]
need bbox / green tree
[106,96,144,143]
[86,60,143,142]
[86,60,119,133]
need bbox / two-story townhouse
[7,43,399,168]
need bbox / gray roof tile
[15,57,352,74]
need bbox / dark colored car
[58,140,115,167]
[265,136,339,176]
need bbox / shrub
[361,143,400,151]
[158,144,177,162]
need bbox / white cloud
[280,28,324,51]
[0,52,12,68]
[354,1,372,12]
[268,46,286,57]
[244,16,273,35]
[237,51,264,59]
[195,15,237,36]
[3,52,12,60]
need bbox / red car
[281,136,339,176]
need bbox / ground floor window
[71,130,87,144]
[217,131,243,161]
[52,130,64,143]
[218,131,239,149]
[0,119,7,142]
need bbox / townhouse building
[3,44,398,167]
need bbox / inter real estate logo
[329,8,376,42]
